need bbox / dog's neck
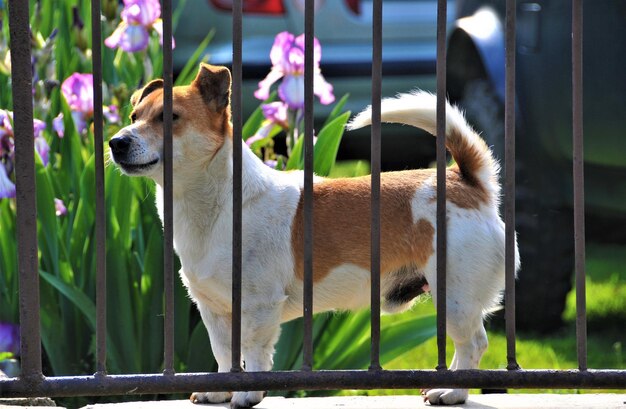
[155,138,275,234]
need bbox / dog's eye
[130,112,137,123]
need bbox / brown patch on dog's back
[291,171,436,283]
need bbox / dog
[109,63,519,408]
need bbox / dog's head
[109,63,232,180]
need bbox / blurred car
[446,0,626,332]
[173,0,456,170]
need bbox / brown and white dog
[109,63,519,408]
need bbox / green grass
[339,242,626,396]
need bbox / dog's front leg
[190,306,236,404]
[228,304,283,409]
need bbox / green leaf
[39,270,125,372]
[274,319,304,370]
[186,322,217,373]
[314,311,436,370]
[322,93,350,129]
[35,160,59,278]
[175,29,215,86]
[285,133,305,171]
[313,111,351,176]
[329,160,371,178]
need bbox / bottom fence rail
[1,369,625,398]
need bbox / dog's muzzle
[109,132,159,175]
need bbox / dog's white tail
[347,91,500,199]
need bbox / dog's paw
[190,391,233,404]
[422,388,468,405]
[229,391,265,408]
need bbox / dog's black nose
[109,135,132,156]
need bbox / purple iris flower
[246,102,289,147]
[104,0,174,53]
[59,73,120,136]
[254,32,334,109]
[0,322,19,356]
[262,101,289,128]
[62,73,94,116]
[0,163,15,199]
[33,119,49,166]
[0,109,50,199]
[54,198,67,217]
[61,73,92,135]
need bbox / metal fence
[1,0,625,401]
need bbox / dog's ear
[130,79,164,107]
[192,63,231,112]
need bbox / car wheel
[458,79,574,334]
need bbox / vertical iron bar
[369,0,382,372]
[91,0,107,376]
[162,0,175,376]
[9,0,42,380]
[504,0,519,371]
[435,0,447,371]
[302,0,315,372]
[9,0,41,379]
[231,0,243,373]
[572,0,587,372]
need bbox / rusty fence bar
[231,0,243,373]
[369,0,382,372]
[301,0,315,372]
[435,0,448,371]
[9,0,42,381]
[504,0,519,371]
[90,0,107,376]
[162,0,175,376]
[572,0,587,372]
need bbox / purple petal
[0,109,13,136]
[122,0,161,26]
[104,22,125,49]
[54,198,67,217]
[270,32,295,69]
[119,24,150,52]
[151,19,175,49]
[264,159,278,169]
[33,118,46,139]
[246,122,273,146]
[0,164,16,199]
[285,44,305,74]
[278,74,305,109]
[254,68,284,101]
[103,105,120,124]
[53,114,65,138]
[314,72,335,105]
[261,101,288,126]
[71,111,88,135]
[61,73,94,114]
[105,21,149,52]
[294,33,322,66]
[34,135,50,167]
[245,133,265,147]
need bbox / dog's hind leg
[423,309,489,405]
[190,307,235,404]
